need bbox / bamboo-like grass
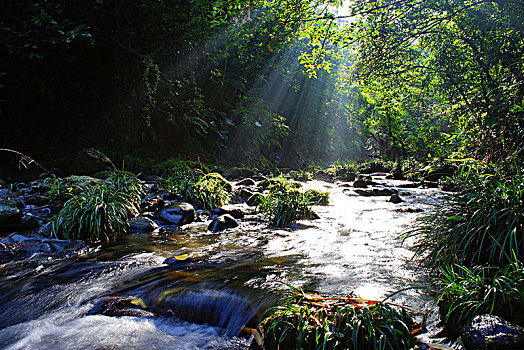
[50,171,145,241]
[253,285,424,350]
[403,162,523,268]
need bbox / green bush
[50,171,144,241]
[254,285,421,350]
[437,260,524,332]
[403,162,524,268]
[162,172,231,210]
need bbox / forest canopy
[1,0,523,166]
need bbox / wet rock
[61,175,104,190]
[237,188,254,202]
[237,178,256,187]
[141,197,165,212]
[22,194,50,206]
[69,148,115,175]
[195,209,212,222]
[389,194,404,204]
[247,193,264,206]
[396,207,424,213]
[462,314,524,350]
[313,171,334,183]
[223,167,256,180]
[352,178,368,188]
[0,242,28,262]
[208,214,239,232]
[157,202,195,225]
[353,188,397,197]
[0,202,22,224]
[128,217,158,233]
[88,295,154,318]
[423,164,456,182]
[212,207,245,219]
[373,188,397,196]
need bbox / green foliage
[437,260,524,331]
[259,176,314,227]
[404,160,524,268]
[50,171,145,241]
[162,172,231,210]
[304,189,329,206]
[255,285,419,350]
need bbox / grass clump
[253,285,423,350]
[50,171,145,241]
[403,161,524,268]
[259,176,316,228]
[436,259,524,334]
[162,171,231,210]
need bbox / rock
[69,148,115,175]
[238,188,254,202]
[222,167,256,180]
[0,179,6,188]
[247,193,263,206]
[208,214,239,232]
[195,209,211,222]
[353,188,397,197]
[313,171,334,183]
[0,202,22,224]
[462,314,524,350]
[128,217,158,233]
[61,175,104,190]
[423,164,457,182]
[352,178,368,188]
[237,178,256,187]
[88,295,154,318]
[22,194,50,206]
[157,202,195,225]
[389,194,404,204]
[0,242,28,262]
[211,207,245,219]
[372,188,397,196]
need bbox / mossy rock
[202,173,233,192]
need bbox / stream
[0,176,447,349]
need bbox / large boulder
[156,202,195,225]
[69,148,115,175]
[462,314,524,350]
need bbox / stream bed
[0,176,447,349]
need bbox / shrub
[50,171,145,241]
[253,285,422,350]
[162,172,231,210]
[436,259,524,333]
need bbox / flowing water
[0,176,446,349]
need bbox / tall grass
[437,259,524,331]
[403,160,524,268]
[254,285,421,350]
[259,176,317,228]
[51,171,145,241]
